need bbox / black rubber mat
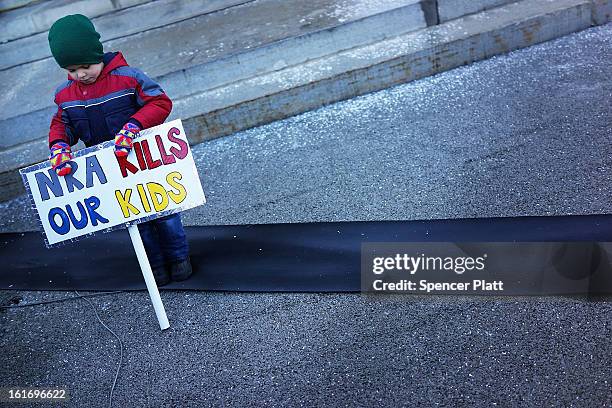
[2,215,612,293]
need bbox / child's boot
[169,257,193,281]
[152,266,171,286]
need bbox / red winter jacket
[48,52,172,148]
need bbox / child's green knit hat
[48,14,103,68]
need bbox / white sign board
[20,119,206,246]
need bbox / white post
[127,225,170,330]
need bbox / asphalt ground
[0,23,611,407]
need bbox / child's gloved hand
[114,122,140,157]
[49,141,73,176]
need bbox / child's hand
[49,141,73,176]
[114,122,140,157]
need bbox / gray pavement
[1,24,611,407]
[1,291,610,407]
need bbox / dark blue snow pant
[138,213,189,269]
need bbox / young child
[47,14,192,286]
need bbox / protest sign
[20,119,206,247]
[20,119,206,330]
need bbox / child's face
[65,62,104,85]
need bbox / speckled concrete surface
[0,24,611,407]
[1,291,611,407]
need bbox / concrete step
[0,0,425,122]
[0,0,253,71]
[0,0,426,143]
[1,0,610,202]
[169,0,608,143]
[0,0,152,43]
[437,0,517,22]
[0,0,37,13]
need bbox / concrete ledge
[175,0,598,144]
[0,0,36,12]
[0,0,425,145]
[437,0,517,22]
[0,0,153,43]
[0,0,253,70]
[0,0,423,123]
[592,0,612,23]
[157,2,426,106]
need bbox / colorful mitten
[114,122,140,157]
[49,141,72,176]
